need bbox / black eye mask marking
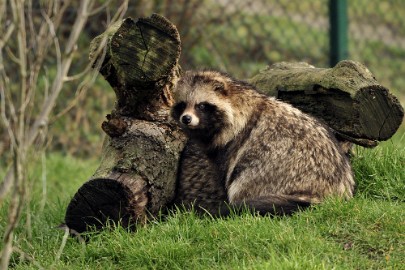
[172,102,187,119]
[196,102,216,113]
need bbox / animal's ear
[213,80,229,95]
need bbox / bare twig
[53,0,129,121]
[0,0,28,267]
[0,148,25,269]
[88,0,113,16]
[51,44,108,122]
[0,24,15,51]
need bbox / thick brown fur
[171,70,355,216]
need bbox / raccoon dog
[171,70,355,216]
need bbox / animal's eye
[196,102,216,113]
[197,103,206,110]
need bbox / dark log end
[64,178,148,233]
[90,14,181,118]
[355,86,404,141]
[109,15,180,84]
[138,13,181,46]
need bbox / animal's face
[171,71,234,142]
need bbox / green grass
[1,132,404,269]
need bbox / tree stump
[64,14,186,233]
[64,15,404,234]
[249,61,404,147]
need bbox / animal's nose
[181,115,192,125]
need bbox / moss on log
[249,61,404,147]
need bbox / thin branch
[0,0,6,25]
[14,0,28,148]
[88,0,113,16]
[53,0,128,121]
[49,0,72,31]
[5,46,20,65]
[52,0,60,15]
[1,0,28,267]
[0,0,129,207]
[25,0,93,149]
[4,80,18,127]
[26,6,59,105]
[0,149,25,269]
[0,86,17,149]
[41,9,62,81]
[27,0,36,50]
[110,0,129,24]
[52,44,108,121]
[65,0,94,55]
[0,23,15,50]
[63,66,94,82]
[25,0,71,106]
[20,10,61,125]
[0,0,127,202]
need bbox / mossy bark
[249,61,404,147]
[64,14,186,233]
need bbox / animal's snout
[181,115,192,125]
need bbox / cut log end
[110,16,181,84]
[64,178,148,233]
[356,86,404,141]
[90,14,181,118]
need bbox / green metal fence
[329,0,348,66]
[129,0,405,101]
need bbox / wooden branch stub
[90,14,181,118]
[249,60,404,147]
[101,114,128,137]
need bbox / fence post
[329,0,348,66]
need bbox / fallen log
[249,61,404,147]
[64,14,185,233]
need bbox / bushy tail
[214,195,312,217]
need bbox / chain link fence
[348,1,405,102]
[130,0,405,102]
